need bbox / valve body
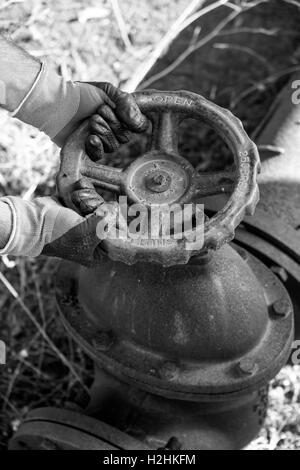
[55,243,293,449]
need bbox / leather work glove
[0,180,119,267]
[13,62,147,149]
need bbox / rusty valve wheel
[57,90,260,266]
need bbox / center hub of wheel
[124,151,196,206]
[145,170,172,193]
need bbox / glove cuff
[0,196,82,257]
[12,61,81,140]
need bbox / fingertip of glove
[73,177,94,190]
[134,113,148,132]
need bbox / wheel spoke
[195,170,236,197]
[150,112,180,153]
[81,161,123,193]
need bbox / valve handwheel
[57,90,260,266]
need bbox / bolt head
[272,299,291,317]
[237,358,258,376]
[270,266,288,283]
[146,171,171,193]
[41,439,60,450]
[159,362,179,380]
[237,247,248,260]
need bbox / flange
[9,408,150,450]
[55,244,294,402]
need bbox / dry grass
[0,0,299,450]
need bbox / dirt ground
[0,0,299,450]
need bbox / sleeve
[11,62,81,140]
[0,196,83,257]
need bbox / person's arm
[0,35,147,261]
[0,179,116,266]
[0,34,147,148]
[0,35,41,111]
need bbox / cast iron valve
[57,90,260,266]
[11,91,293,451]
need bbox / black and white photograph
[0,0,299,455]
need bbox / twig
[257,145,285,157]
[213,43,272,71]
[31,264,46,324]
[217,26,280,36]
[251,88,285,140]
[110,0,132,51]
[130,0,273,91]
[282,0,300,8]
[31,263,46,370]
[0,0,23,11]
[12,352,51,379]
[22,182,38,201]
[0,391,21,416]
[124,0,210,91]
[0,271,89,393]
[231,64,300,109]
[139,7,240,90]
[3,363,21,411]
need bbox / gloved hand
[56,81,148,152]
[13,62,147,148]
[0,179,119,267]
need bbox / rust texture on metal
[55,243,293,402]
[9,408,151,450]
[52,238,293,449]
[84,367,269,450]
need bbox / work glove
[7,63,147,263]
[0,180,120,267]
[13,62,147,149]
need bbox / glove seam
[11,62,44,116]
[12,61,81,140]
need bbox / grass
[0,0,299,450]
